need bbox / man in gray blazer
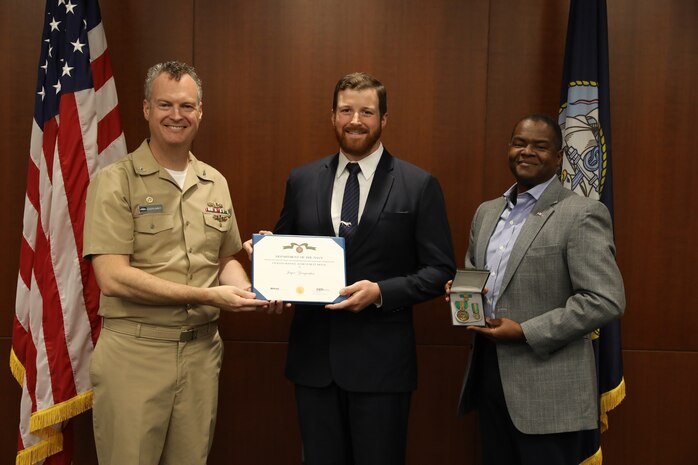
[454,114,625,465]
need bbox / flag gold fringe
[15,428,63,465]
[11,346,94,464]
[579,446,602,465]
[10,348,25,386]
[599,377,626,432]
[29,390,93,432]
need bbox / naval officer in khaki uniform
[83,61,274,465]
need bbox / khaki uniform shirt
[83,140,242,326]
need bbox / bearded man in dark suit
[247,72,455,465]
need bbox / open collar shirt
[483,176,555,318]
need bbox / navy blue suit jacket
[274,149,455,392]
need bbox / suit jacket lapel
[476,198,506,269]
[499,181,563,295]
[316,154,338,236]
[350,150,394,248]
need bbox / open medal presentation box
[449,269,489,327]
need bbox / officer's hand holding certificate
[251,234,347,304]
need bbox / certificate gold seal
[296,286,305,294]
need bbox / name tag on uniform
[138,204,164,214]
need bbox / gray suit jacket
[457,179,625,434]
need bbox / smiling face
[143,72,202,157]
[331,88,386,160]
[508,118,562,193]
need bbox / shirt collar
[503,176,556,205]
[132,139,212,181]
[336,143,383,180]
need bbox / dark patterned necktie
[339,163,361,238]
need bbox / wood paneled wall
[2,0,696,463]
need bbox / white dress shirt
[330,144,383,236]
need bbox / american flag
[10,0,126,463]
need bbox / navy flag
[558,0,625,464]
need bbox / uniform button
[490,272,496,277]
[189,248,193,253]
[185,221,190,227]
[150,224,154,229]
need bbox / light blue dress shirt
[483,177,555,318]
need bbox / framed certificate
[449,268,489,327]
[251,234,347,304]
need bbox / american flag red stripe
[90,48,112,91]
[97,106,123,153]
[11,0,126,463]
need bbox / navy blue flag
[558,0,625,463]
